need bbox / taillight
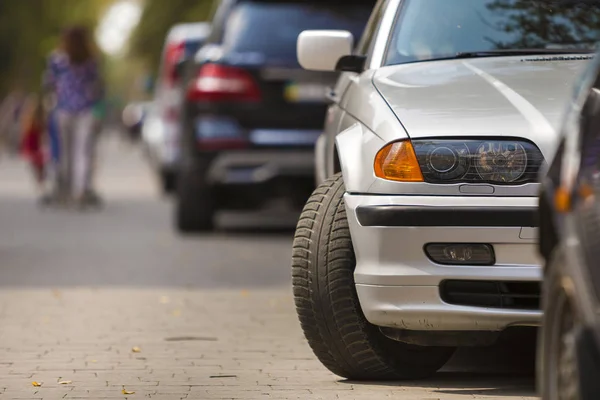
[186,64,262,102]
[163,41,185,86]
[196,138,249,151]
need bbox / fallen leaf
[159,296,170,304]
[131,346,141,353]
[171,309,181,317]
[240,290,250,297]
[58,380,72,385]
[90,359,97,363]
[52,289,61,299]
[122,389,135,395]
[32,381,42,387]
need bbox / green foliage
[0,0,113,94]
[0,0,215,100]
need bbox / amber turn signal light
[374,140,424,182]
[554,186,571,213]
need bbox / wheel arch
[333,144,341,175]
[333,123,386,193]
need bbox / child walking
[19,95,47,196]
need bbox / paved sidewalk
[0,289,536,400]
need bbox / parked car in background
[122,101,151,142]
[143,22,211,194]
[292,0,598,380]
[174,0,376,232]
[537,51,600,400]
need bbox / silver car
[143,22,211,194]
[292,0,599,380]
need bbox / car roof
[166,22,211,43]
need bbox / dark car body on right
[537,50,600,399]
[174,0,376,232]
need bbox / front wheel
[291,173,455,380]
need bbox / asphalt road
[0,135,297,289]
[0,133,539,399]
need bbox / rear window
[184,39,204,57]
[222,1,374,61]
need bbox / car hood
[372,55,592,159]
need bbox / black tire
[175,162,215,233]
[161,169,177,194]
[291,173,455,381]
[538,245,581,400]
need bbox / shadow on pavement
[345,373,535,397]
[341,327,537,397]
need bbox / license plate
[284,82,327,103]
[250,129,321,146]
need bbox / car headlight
[474,141,528,182]
[374,139,544,184]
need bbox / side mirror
[297,30,357,72]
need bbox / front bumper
[199,149,316,211]
[345,194,543,332]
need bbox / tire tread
[292,173,453,380]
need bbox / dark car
[174,0,376,232]
[537,51,600,399]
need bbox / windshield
[385,0,600,65]
[223,2,373,62]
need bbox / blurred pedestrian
[43,25,105,208]
[42,93,61,167]
[19,94,47,195]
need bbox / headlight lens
[475,141,528,183]
[425,143,469,180]
[412,139,544,184]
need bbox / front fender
[314,133,327,186]
[334,123,386,193]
